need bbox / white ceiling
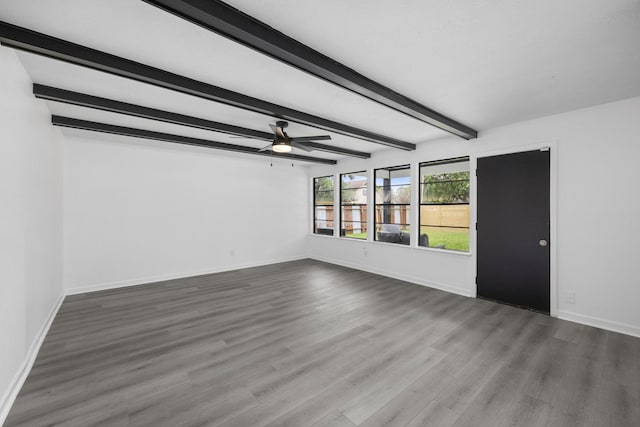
[2,0,639,163]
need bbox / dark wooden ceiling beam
[51,116,337,165]
[289,141,369,159]
[0,20,414,151]
[35,84,271,139]
[142,0,478,140]
[34,84,371,159]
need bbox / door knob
[539,239,548,247]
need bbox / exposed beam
[142,0,478,140]
[34,84,370,159]
[51,116,337,165]
[35,84,271,139]
[291,141,369,159]
[0,20,414,151]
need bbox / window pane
[314,176,334,192]
[341,171,367,187]
[419,226,470,252]
[375,184,410,204]
[314,182,334,204]
[340,171,367,240]
[420,205,469,228]
[421,173,470,204]
[341,188,366,205]
[392,185,411,204]
[375,206,410,226]
[375,223,410,244]
[419,158,470,251]
[341,221,367,239]
[389,168,411,183]
[314,190,334,205]
[420,160,469,204]
[315,206,334,222]
[375,166,410,184]
[314,176,334,235]
[341,205,367,220]
[374,165,410,245]
[315,222,335,235]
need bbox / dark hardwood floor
[5,259,640,426]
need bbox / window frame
[373,164,411,245]
[339,171,368,240]
[313,175,335,236]
[418,156,470,252]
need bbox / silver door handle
[539,239,548,247]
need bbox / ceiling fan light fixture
[272,141,292,153]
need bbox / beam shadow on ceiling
[0,20,414,151]
[34,84,371,159]
[142,0,478,140]
[51,116,338,165]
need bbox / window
[340,171,367,239]
[313,175,334,235]
[374,165,411,245]
[419,157,470,251]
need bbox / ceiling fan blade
[292,142,314,152]
[290,135,332,143]
[269,124,286,140]
[258,143,273,152]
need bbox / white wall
[0,47,63,419]
[1,44,638,426]
[62,135,309,293]
[308,96,640,337]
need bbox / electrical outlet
[362,246,367,257]
[229,249,235,256]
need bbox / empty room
[1,1,639,426]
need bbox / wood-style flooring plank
[5,259,640,427]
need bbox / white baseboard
[311,257,640,338]
[310,255,474,297]
[0,295,64,426]
[64,256,307,296]
[558,310,640,338]
[1,263,637,427]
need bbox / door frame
[471,140,558,317]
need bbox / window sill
[413,245,472,257]
[310,233,336,238]
[370,241,471,256]
[310,234,472,257]
[339,236,368,241]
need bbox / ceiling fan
[258,121,331,153]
